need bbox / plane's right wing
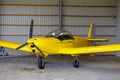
[59,44,120,55]
[0,40,32,52]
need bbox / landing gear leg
[73,57,79,68]
[31,43,45,69]
[38,56,45,69]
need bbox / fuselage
[27,36,89,56]
[26,29,90,56]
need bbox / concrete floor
[0,55,120,80]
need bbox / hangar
[0,0,120,80]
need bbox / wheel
[73,59,79,68]
[38,57,45,69]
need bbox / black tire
[73,59,79,68]
[38,58,45,69]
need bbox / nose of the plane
[27,38,36,43]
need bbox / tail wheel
[73,59,79,68]
[38,57,45,69]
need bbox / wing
[0,40,32,52]
[59,44,120,55]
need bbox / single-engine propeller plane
[0,19,120,69]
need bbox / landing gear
[73,58,79,68]
[31,43,45,69]
[38,56,45,69]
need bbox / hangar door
[0,0,117,56]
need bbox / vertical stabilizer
[88,23,94,39]
[87,23,108,42]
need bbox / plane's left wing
[59,44,120,55]
[0,40,32,52]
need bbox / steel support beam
[59,0,63,29]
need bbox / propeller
[16,43,28,50]
[16,19,34,50]
[29,19,34,38]
[31,43,44,58]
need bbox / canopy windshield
[46,29,74,41]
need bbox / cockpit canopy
[46,29,74,41]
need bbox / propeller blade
[29,19,34,38]
[32,43,44,58]
[16,20,34,50]
[16,43,28,50]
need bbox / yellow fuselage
[27,36,89,57]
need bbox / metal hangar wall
[0,0,118,56]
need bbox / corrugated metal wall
[0,0,117,56]
[63,0,117,44]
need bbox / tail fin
[87,23,108,42]
[88,23,94,39]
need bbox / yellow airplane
[0,19,120,69]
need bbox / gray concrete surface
[0,55,120,80]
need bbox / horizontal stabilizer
[87,38,108,42]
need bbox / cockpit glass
[46,29,74,41]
